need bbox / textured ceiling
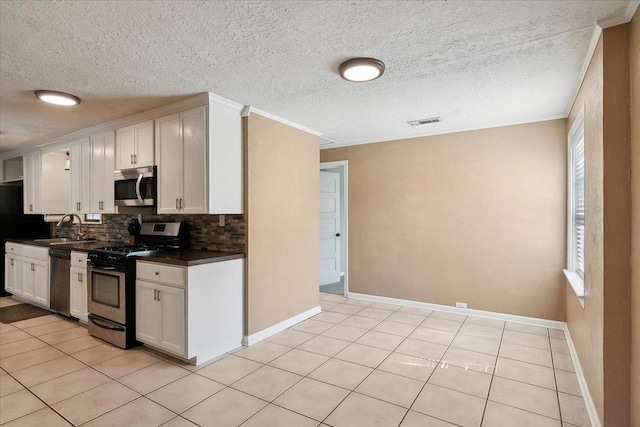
[0,0,633,153]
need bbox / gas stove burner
[97,244,162,253]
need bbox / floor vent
[408,117,441,126]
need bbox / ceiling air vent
[407,117,441,126]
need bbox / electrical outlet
[455,302,467,309]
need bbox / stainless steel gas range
[86,222,184,348]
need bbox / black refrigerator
[0,183,51,295]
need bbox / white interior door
[319,171,341,286]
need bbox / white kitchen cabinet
[70,251,88,322]
[155,96,243,215]
[156,107,206,214]
[70,138,91,213]
[136,280,185,356]
[23,151,42,214]
[69,131,115,214]
[90,131,115,213]
[6,243,50,307]
[4,255,23,296]
[136,258,243,364]
[21,259,48,307]
[115,120,154,170]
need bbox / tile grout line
[477,318,506,426]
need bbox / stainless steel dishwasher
[49,248,71,316]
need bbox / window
[564,108,585,300]
[84,213,102,223]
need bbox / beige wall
[630,7,640,427]
[565,35,605,420]
[566,23,633,426]
[321,119,567,320]
[244,113,320,335]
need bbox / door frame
[319,160,349,297]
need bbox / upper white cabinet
[90,131,115,213]
[155,96,242,214]
[69,131,115,214]
[115,120,154,170]
[70,138,91,214]
[23,151,42,214]
[156,107,207,214]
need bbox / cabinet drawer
[71,251,88,269]
[137,261,184,287]
[22,245,49,261]
[5,243,22,256]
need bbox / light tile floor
[0,294,590,427]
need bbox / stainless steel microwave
[114,166,156,207]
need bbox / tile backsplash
[53,214,245,253]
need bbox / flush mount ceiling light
[34,90,81,106]
[338,58,385,82]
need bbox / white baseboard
[347,292,566,330]
[564,326,601,427]
[243,305,322,346]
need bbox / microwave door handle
[135,173,144,203]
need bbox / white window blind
[566,107,586,299]
[572,135,585,278]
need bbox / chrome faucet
[56,214,87,241]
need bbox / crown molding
[242,106,322,137]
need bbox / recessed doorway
[319,161,348,296]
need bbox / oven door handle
[135,173,144,203]
[89,315,125,331]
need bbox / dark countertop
[5,238,245,266]
[4,238,113,253]
[136,251,245,266]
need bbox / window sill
[563,269,585,307]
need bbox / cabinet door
[12,257,23,296]
[136,281,160,345]
[157,284,185,356]
[134,120,155,167]
[180,106,207,214]
[5,256,15,293]
[156,114,181,214]
[115,125,135,170]
[70,139,91,213]
[21,261,35,300]
[33,261,49,307]
[70,268,88,321]
[22,151,41,214]
[90,131,115,213]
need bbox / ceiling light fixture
[338,58,385,82]
[34,90,81,106]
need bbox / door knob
[335,233,341,237]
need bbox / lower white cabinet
[4,255,23,295]
[5,243,49,307]
[70,252,88,322]
[135,258,243,364]
[136,280,185,356]
[21,260,48,306]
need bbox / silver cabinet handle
[180,198,184,209]
[10,258,14,266]
[157,290,160,301]
[131,154,134,164]
[78,273,83,282]
[29,204,33,212]
[176,198,179,209]
[31,263,35,271]
[134,154,137,164]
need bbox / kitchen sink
[34,238,97,245]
